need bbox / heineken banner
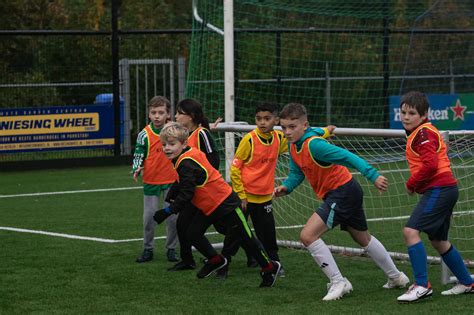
[390,93,474,130]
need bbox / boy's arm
[309,139,380,183]
[230,134,252,200]
[132,130,148,180]
[310,126,335,139]
[168,159,202,214]
[280,154,305,194]
[406,128,440,192]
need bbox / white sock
[364,235,400,279]
[307,239,344,282]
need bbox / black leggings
[187,207,271,268]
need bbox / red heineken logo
[450,99,466,121]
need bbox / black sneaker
[247,257,258,268]
[197,256,228,279]
[259,261,281,288]
[167,260,196,271]
[216,264,229,280]
[136,249,153,263]
[166,249,179,262]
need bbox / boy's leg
[438,242,474,294]
[136,195,158,263]
[162,188,178,262]
[220,207,281,287]
[168,204,198,270]
[248,201,279,262]
[188,211,228,278]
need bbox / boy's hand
[273,185,288,198]
[133,167,143,182]
[326,125,337,135]
[374,175,388,193]
[405,183,414,195]
[153,207,172,224]
[241,198,248,212]
[210,117,223,130]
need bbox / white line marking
[0,186,141,198]
[3,211,472,242]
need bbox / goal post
[212,123,474,284]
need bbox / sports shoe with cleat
[383,271,410,289]
[166,248,179,262]
[167,260,196,271]
[259,261,281,288]
[441,283,474,296]
[136,249,153,263]
[322,277,353,301]
[197,256,228,279]
[397,283,433,303]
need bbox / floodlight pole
[223,0,235,182]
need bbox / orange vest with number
[406,122,452,178]
[175,147,232,215]
[241,130,280,195]
[142,125,178,184]
[290,136,352,199]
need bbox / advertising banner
[0,104,115,153]
[389,93,474,130]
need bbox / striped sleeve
[131,129,148,173]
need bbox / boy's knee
[300,229,316,247]
[403,227,420,245]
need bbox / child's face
[255,111,278,133]
[279,117,308,143]
[400,103,427,132]
[175,109,194,129]
[162,137,187,160]
[148,106,170,129]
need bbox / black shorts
[315,178,368,231]
[406,185,458,241]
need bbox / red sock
[209,255,223,264]
[262,262,273,272]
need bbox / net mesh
[211,127,474,265]
[186,0,474,128]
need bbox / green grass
[1,165,473,313]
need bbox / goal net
[211,124,474,282]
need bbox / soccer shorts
[406,185,459,241]
[315,178,368,231]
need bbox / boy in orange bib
[274,103,408,301]
[154,122,281,287]
[396,91,473,303]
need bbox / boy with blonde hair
[154,122,281,287]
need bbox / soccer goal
[212,123,474,284]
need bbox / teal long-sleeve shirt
[282,128,380,194]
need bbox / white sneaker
[322,277,353,301]
[383,272,410,289]
[397,283,433,303]
[441,283,474,296]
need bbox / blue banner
[390,93,474,130]
[0,104,115,153]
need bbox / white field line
[0,186,141,198]
[2,211,472,243]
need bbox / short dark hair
[279,103,307,120]
[148,96,171,113]
[256,102,279,116]
[400,91,429,116]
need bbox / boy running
[274,103,409,301]
[154,122,281,287]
